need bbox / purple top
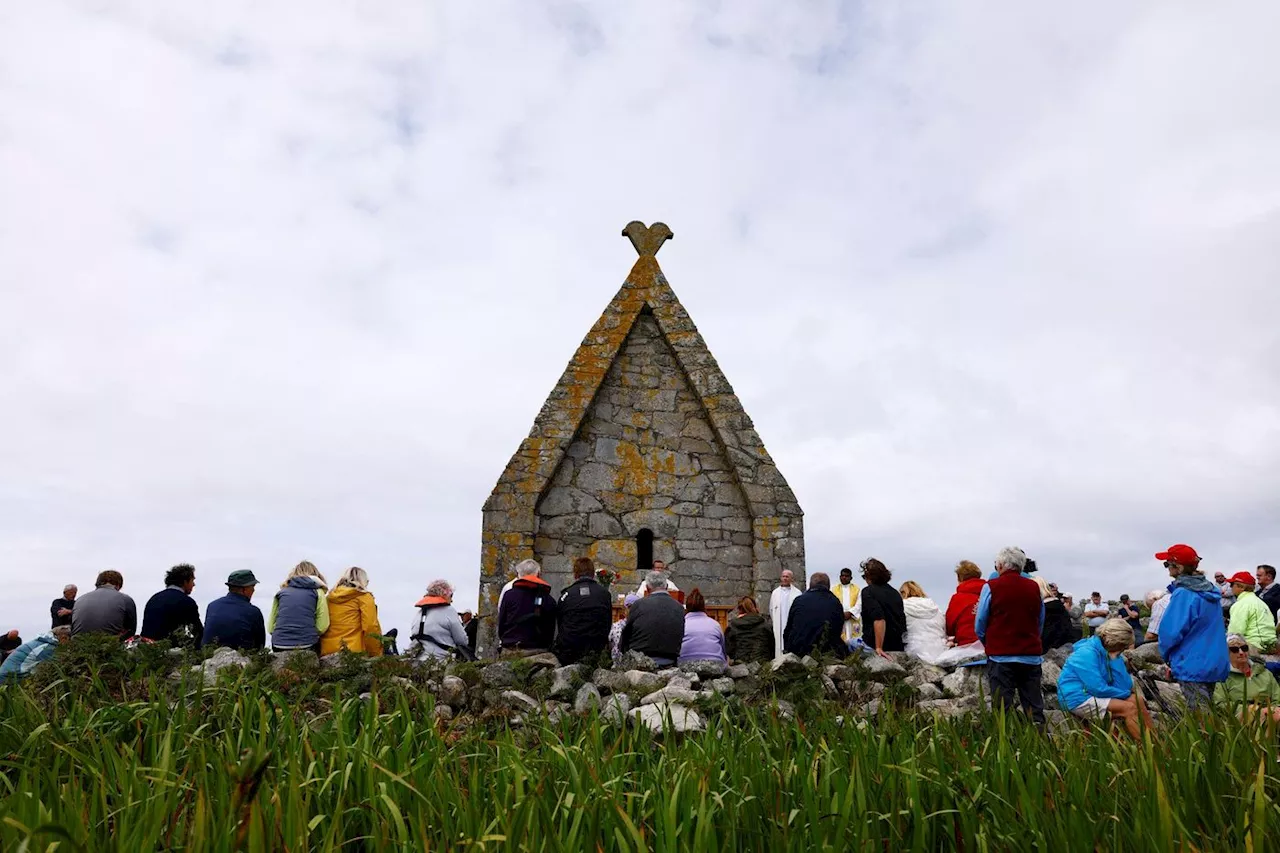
[678,611,727,664]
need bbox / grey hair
[425,579,453,599]
[63,584,77,594]
[1144,588,1167,608]
[1096,618,1136,652]
[514,559,542,577]
[1226,633,1248,648]
[995,546,1027,572]
[809,572,830,590]
[645,570,669,592]
[51,625,71,641]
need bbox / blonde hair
[955,561,982,582]
[282,560,328,590]
[335,566,370,591]
[899,580,926,599]
[1096,618,1136,653]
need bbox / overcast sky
[2,3,1278,643]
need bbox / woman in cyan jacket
[1057,618,1152,739]
[320,566,384,657]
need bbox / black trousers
[986,660,1046,725]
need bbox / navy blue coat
[203,593,266,651]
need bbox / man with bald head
[769,570,800,659]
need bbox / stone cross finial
[622,221,673,257]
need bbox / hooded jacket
[269,577,330,650]
[1057,636,1134,711]
[945,579,985,646]
[724,613,774,663]
[1157,575,1229,683]
[1227,590,1275,650]
[320,586,383,657]
[497,576,557,651]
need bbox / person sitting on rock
[140,563,203,647]
[267,561,330,654]
[1215,633,1280,722]
[497,559,557,657]
[321,566,384,658]
[619,571,684,666]
[725,596,774,664]
[71,570,137,639]
[0,626,70,682]
[1057,617,1153,739]
[783,572,848,659]
[945,561,985,648]
[609,594,638,665]
[410,579,472,660]
[678,588,727,666]
[554,557,612,665]
[203,570,266,651]
[858,559,907,660]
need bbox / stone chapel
[476,222,804,655]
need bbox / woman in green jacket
[1214,633,1280,722]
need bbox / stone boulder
[639,685,700,706]
[859,654,907,682]
[523,652,563,671]
[630,703,705,734]
[548,665,589,700]
[193,648,251,684]
[499,691,540,713]
[592,668,626,694]
[600,694,633,726]
[770,654,807,676]
[438,675,467,709]
[941,666,985,698]
[433,704,454,722]
[269,650,318,672]
[824,665,855,683]
[1043,645,1072,669]
[1125,643,1164,666]
[1040,660,1062,692]
[624,670,666,693]
[727,664,752,679]
[679,660,728,679]
[708,678,735,694]
[916,683,944,701]
[573,683,602,714]
[915,698,976,718]
[618,651,657,672]
[481,662,521,689]
[904,662,948,686]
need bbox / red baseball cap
[1227,571,1256,587]
[1155,544,1200,564]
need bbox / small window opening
[636,528,654,575]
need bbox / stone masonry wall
[534,311,754,600]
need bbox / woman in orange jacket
[320,566,384,657]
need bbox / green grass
[0,646,1276,851]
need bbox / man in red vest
[974,546,1046,726]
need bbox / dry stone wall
[534,312,754,599]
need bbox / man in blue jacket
[1155,543,1229,711]
[202,570,266,651]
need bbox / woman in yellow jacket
[320,566,384,657]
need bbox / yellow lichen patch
[754,517,780,541]
[613,440,657,496]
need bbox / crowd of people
[3,544,1278,735]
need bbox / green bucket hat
[226,570,260,587]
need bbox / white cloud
[1,2,1277,642]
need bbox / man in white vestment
[832,567,861,643]
[634,560,680,596]
[769,570,801,659]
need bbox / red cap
[1227,571,1256,587]
[1155,544,1200,564]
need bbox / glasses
[1228,646,1249,653]
[1163,561,1177,568]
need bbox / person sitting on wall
[783,572,849,659]
[725,597,775,664]
[497,559,557,657]
[0,626,70,683]
[620,571,684,666]
[678,588,727,666]
[554,557,612,665]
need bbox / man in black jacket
[50,585,77,628]
[1256,565,1280,621]
[783,573,849,658]
[620,571,685,665]
[140,564,203,646]
[554,557,613,664]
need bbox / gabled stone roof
[477,223,804,653]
